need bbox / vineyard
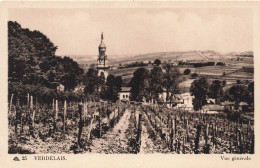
[8,95,254,154]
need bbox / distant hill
[73,50,253,69]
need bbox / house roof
[221,101,235,106]
[203,104,224,111]
[120,87,131,92]
[239,102,248,106]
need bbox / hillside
[8,21,84,96]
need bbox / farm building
[119,87,131,101]
[174,93,194,110]
[202,104,224,114]
[239,102,249,111]
[221,101,235,111]
[158,91,194,110]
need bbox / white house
[57,83,65,92]
[119,87,131,101]
[158,90,194,110]
[174,92,194,110]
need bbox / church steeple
[97,32,109,80]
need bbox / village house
[158,90,194,110]
[221,101,235,111]
[56,83,65,92]
[202,104,224,114]
[174,93,194,110]
[119,87,131,101]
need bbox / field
[8,100,254,154]
[109,57,253,88]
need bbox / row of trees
[129,63,180,103]
[190,77,254,111]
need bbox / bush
[216,62,225,66]
[154,59,161,66]
[226,111,241,122]
[184,69,191,75]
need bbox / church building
[97,32,109,80]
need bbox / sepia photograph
[6,5,255,156]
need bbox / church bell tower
[97,32,109,80]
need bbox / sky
[9,8,253,57]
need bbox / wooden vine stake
[195,124,201,154]
[136,113,142,147]
[250,134,254,154]
[30,96,35,129]
[205,123,209,154]
[186,119,189,142]
[9,93,14,111]
[63,100,67,132]
[99,106,102,138]
[27,93,30,108]
[54,99,58,133]
[30,95,33,109]
[88,114,94,140]
[78,104,83,146]
[15,99,20,139]
[52,98,55,112]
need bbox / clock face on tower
[99,58,104,64]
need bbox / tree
[190,77,209,110]
[222,80,227,87]
[101,75,122,102]
[154,59,161,66]
[209,80,223,104]
[184,68,191,75]
[247,82,254,107]
[191,73,198,79]
[129,68,149,101]
[229,84,248,109]
[84,68,99,95]
[162,63,180,103]
[237,80,241,84]
[148,66,164,101]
